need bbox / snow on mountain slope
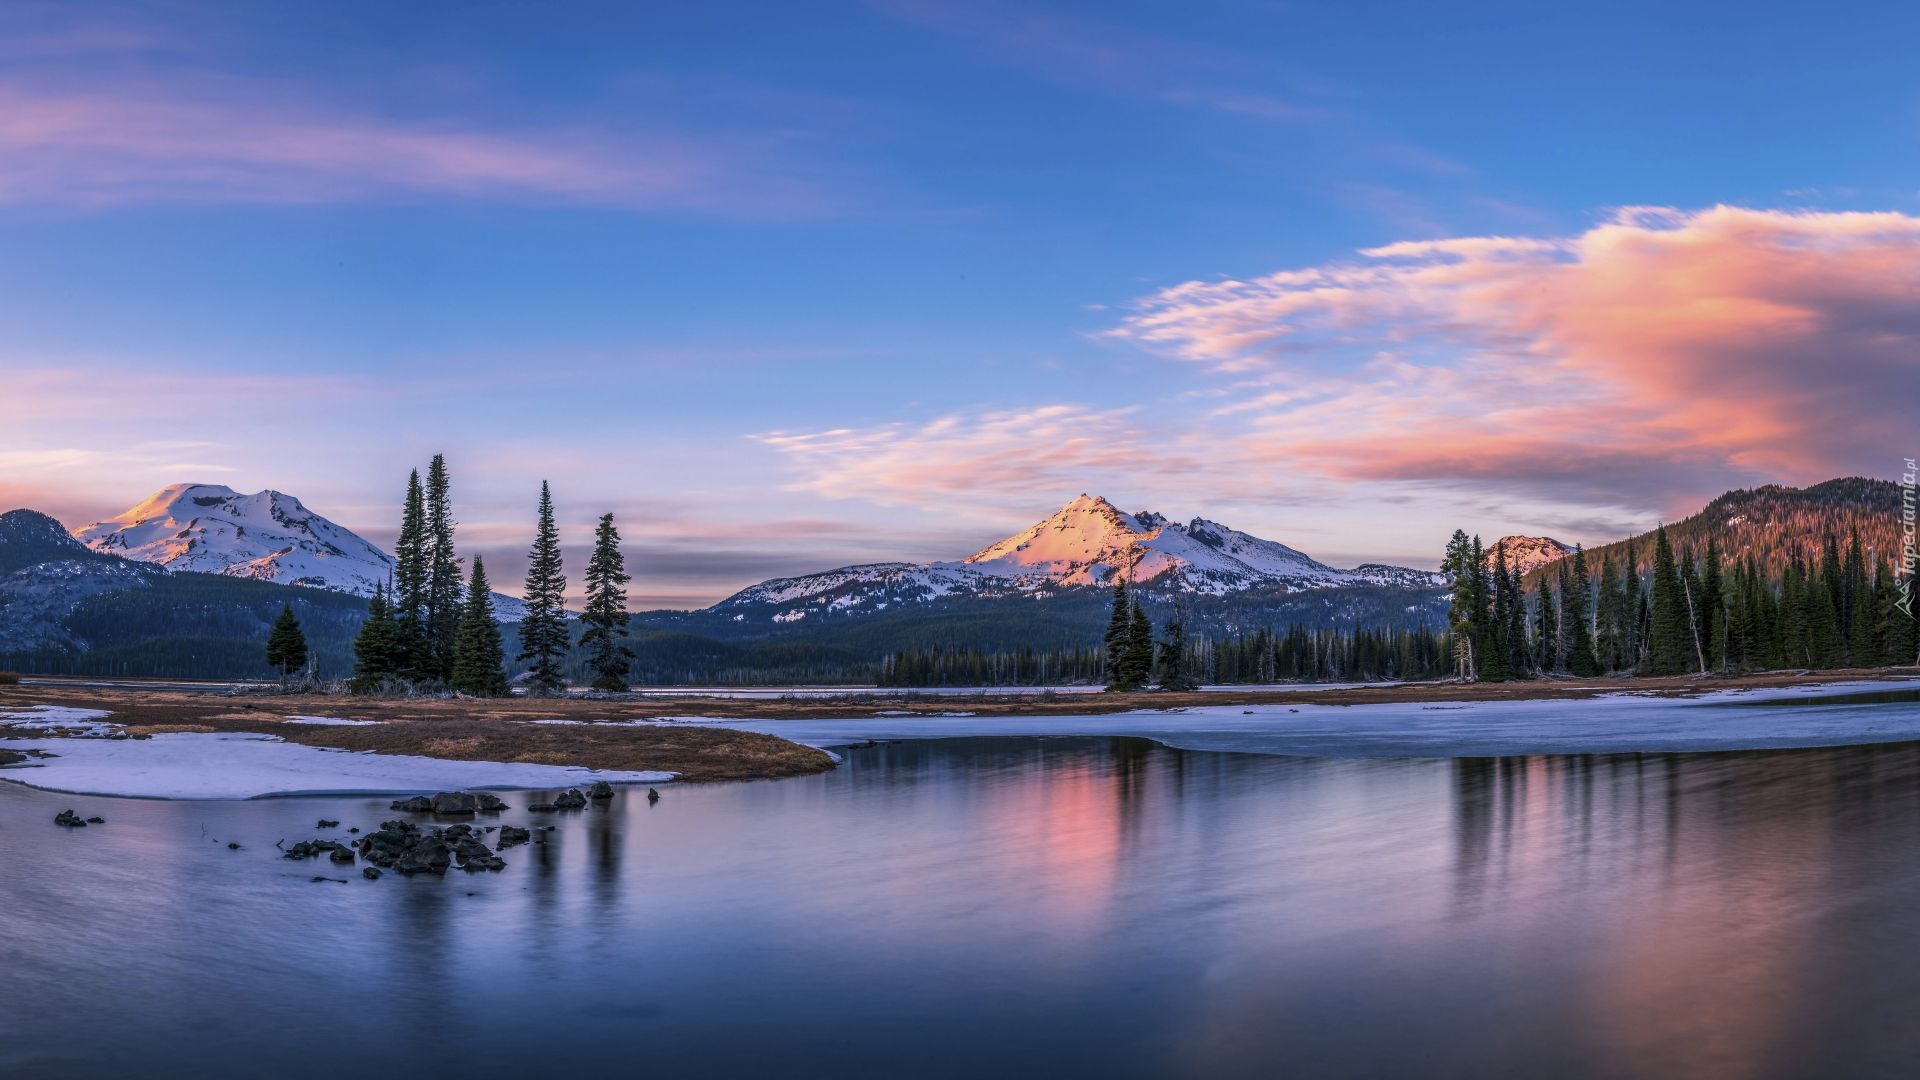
[77,484,397,594]
[713,494,1444,621]
[74,484,531,621]
[1486,535,1575,576]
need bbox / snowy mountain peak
[714,496,1445,619]
[1487,535,1575,576]
[76,483,398,597]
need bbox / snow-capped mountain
[77,484,398,595]
[74,484,530,621]
[1486,535,1575,576]
[712,494,1443,623]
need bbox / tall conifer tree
[1647,526,1689,675]
[517,481,570,695]
[266,604,309,680]
[423,453,462,681]
[351,581,404,693]
[1103,573,1134,690]
[580,513,635,692]
[1565,545,1599,676]
[393,469,429,678]
[450,556,509,696]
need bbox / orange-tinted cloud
[1113,206,1920,508]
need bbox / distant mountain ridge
[709,494,1444,625]
[73,483,529,621]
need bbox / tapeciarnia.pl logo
[1899,458,1916,619]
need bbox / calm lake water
[7,736,1920,1079]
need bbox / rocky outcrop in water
[283,839,356,863]
[530,788,589,811]
[354,818,505,876]
[387,792,510,815]
[53,809,89,827]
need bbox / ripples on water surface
[6,737,1920,1078]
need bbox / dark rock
[316,819,340,829]
[348,827,360,834]
[228,842,242,850]
[430,791,477,815]
[647,788,661,804]
[496,826,531,848]
[475,793,508,813]
[53,809,87,827]
[389,795,433,813]
[586,780,614,800]
[310,876,347,884]
[85,816,105,824]
[394,838,452,876]
[362,866,382,880]
[551,788,588,810]
[526,802,555,812]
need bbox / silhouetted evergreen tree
[1157,591,1196,691]
[1565,545,1599,676]
[517,481,570,695]
[393,469,429,678]
[1536,574,1559,672]
[580,513,634,692]
[1122,593,1155,688]
[450,557,509,696]
[423,453,462,681]
[1102,574,1135,690]
[1645,527,1690,675]
[265,604,309,679]
[351,581,404,693]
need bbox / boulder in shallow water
[496,826,531,848]
[430,791,478,815]
[389,796,433,813]
[316,819,339,829]
[475,793,508,813]
[362,866,382,880]
[53,809,87,828]
[587,780,614,800]
[647,788,661,804]
[394,839,452,876]
[552,788,588,810]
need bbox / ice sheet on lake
[0,731,675,800]
[282,715,383,726]
[715,678,1920,759]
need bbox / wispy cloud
[1110,205,1920,510]
[0,76,844,212]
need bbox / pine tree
[1701,536,1725,671]
[580,512,634,692]
[517,481,570,695]
[1595,554,1623,671]
[1565,545,1599,676]
[1806,541,1844,669]
[1444,530,1479,680]
[1157,590,1195,691]
[265,604,309,679]
[449,556,509,696]
[1677,547,1708,675]
[393,469,429,678]
[1647,526,1690,675]
[351,582,404,693]
[1622,538,1643,670]
[1878,552,1917,667]
[1536,574,1559,673]
[1122,593,1155,689]
[1781,554,1810,666]
[1103,573,1135,690]
[423,454,462,682]
[1483,541,1515,680]
[1845,529,1874,666]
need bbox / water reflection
[8,737,1920,1078]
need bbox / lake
[7,735,1920,1078]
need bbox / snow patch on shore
[282,715,383,727]
[0,705,118,736]
[714,679,1920,759]
[0,731,675,800]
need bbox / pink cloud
[0,78,840,212]
[1112,205,1920,508]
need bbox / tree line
[270,456,643,695]
[877,623,1448,688]
[1443,526,1918,681]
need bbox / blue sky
[3,0,1918,605]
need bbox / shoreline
[4,668,1917,800]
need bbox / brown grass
[3,665,1915,781]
